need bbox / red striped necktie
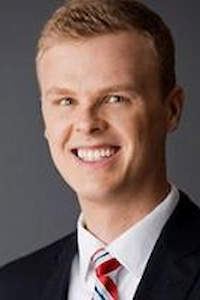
[91,248,122,300]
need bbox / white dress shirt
[68,185,179,299]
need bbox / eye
[59,98,73,106]
[106,95,128,104]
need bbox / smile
[72,146,120,162]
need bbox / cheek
[116,110,163,153]
[114,111,146,142]
[44,113,72,149]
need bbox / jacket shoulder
[172,191,200,228]
[0,232,77,299]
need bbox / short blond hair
[37,0,176,97]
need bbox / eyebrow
[44,83,139,100]
[97,84,139,96]
[45,87,76,99]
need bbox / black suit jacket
[1,192,200,299]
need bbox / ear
[166,85,184,133]
[40,100,49,141]
[44,128,48,140]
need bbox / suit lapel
[134,193,200,300]
[40,194,200,300]
[42,232,77,300]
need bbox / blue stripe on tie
[94,251,109,264]
[95,286,106,300]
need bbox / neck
[78,181,170,244]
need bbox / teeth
[76,148,117,162]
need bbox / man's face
[38,31,181,203]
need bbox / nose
[74,106,108,135]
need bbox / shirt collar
[107,185,179,277]
[77,184,179,281]
[77,214,105,281]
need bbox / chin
[74,183,114,202]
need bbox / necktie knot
[92,248,121,277]
[91,248,122,300]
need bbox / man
[1,0,200,299]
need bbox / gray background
[0,0,199,267]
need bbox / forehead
[37,31,159,96]
[38,29,157,62]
